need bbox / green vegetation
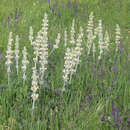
[0,0,130,129]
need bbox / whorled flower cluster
[29,26,34,45]
[31,66,39,110]
[70,19,75,45]
[5,32,13,85]
[104,30,110,52]
[54,33,61,49]
[64,29,67,47]
[14,35,19,74]
[98,20,104,59]
[33,30,42,67]
[62,27,83,89]
[87,12,94,34]
[115,24,121,52]
[30,13,49,109]
[4,11,122,111]
[86,12,94,55]
[39,13,49,80]
[49,32,61,56]
[71,27,83,73]
[21,46,29,83]
[63,48,73,84]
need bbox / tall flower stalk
[21,46,29,84]
[62,48,72,88]
[63,27,83,90]
[39,13,49,83]
[86,12,94,55]
[33,31,42,68]
[69,27,83,83]
[115,24,121,52]
[98,20,104,60]
[104,30,110,53]
[5,32,13,86]
[64,29,67,47]
[14,35,19,75]
[29,26,34,46]
[31,66,39,110]
[70,19,75,45]
[93,43,96,58]
[53,33,61,49]
[49,32,61,56]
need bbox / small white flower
[15,35,19,74]
[104,30,110,52]
[31,66,39,110]
[21,46,29,82]
[98,20,104,59]
[115,24,121,52]
[54,33,61,49]
[31,86,38,93]
[64,29,67,47]
[39,13,49,80]
[87,12,94,33]
[5,32,13,85]
[31,93,39,101]
[70,19,75,45]
[86,12,94,55]
[29,26,34,45]
[63,27,83,86]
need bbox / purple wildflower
[115,107,122,128]
[48,43,53,51]
[15,8,18,24]
[58,11,60,17]
[53,0,58,8]
[114,72,118,81]
[101,106,106,121]
[119,40,123,50]
[112,65,116,72]
[73,0,77,16]
[49,5,52,10]
[116,108,120,121]
[112,101,116,121]
[8,16,10,27]
[112,56,118,87]
[67,0,71,8]
[48,0,52,11]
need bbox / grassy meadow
[0,0,130,129]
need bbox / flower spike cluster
[15,35,19,74]
[98,20,104,59]
[5,32,13,85]
[54,33,61,49]
[39,13,49,80]
[33,31,42,67]
[30,12,49,110]
[70,19,75,45]
[29,26,34,45]
[63,27,83,89]
[21,46,29,83]
[104,30,110,52]
[64,29,67,47]
[62,48,72,84]
[86,12,94,55]
[115,24,121,52]
[31,66,39,110]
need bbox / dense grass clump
[0,0,130,130]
